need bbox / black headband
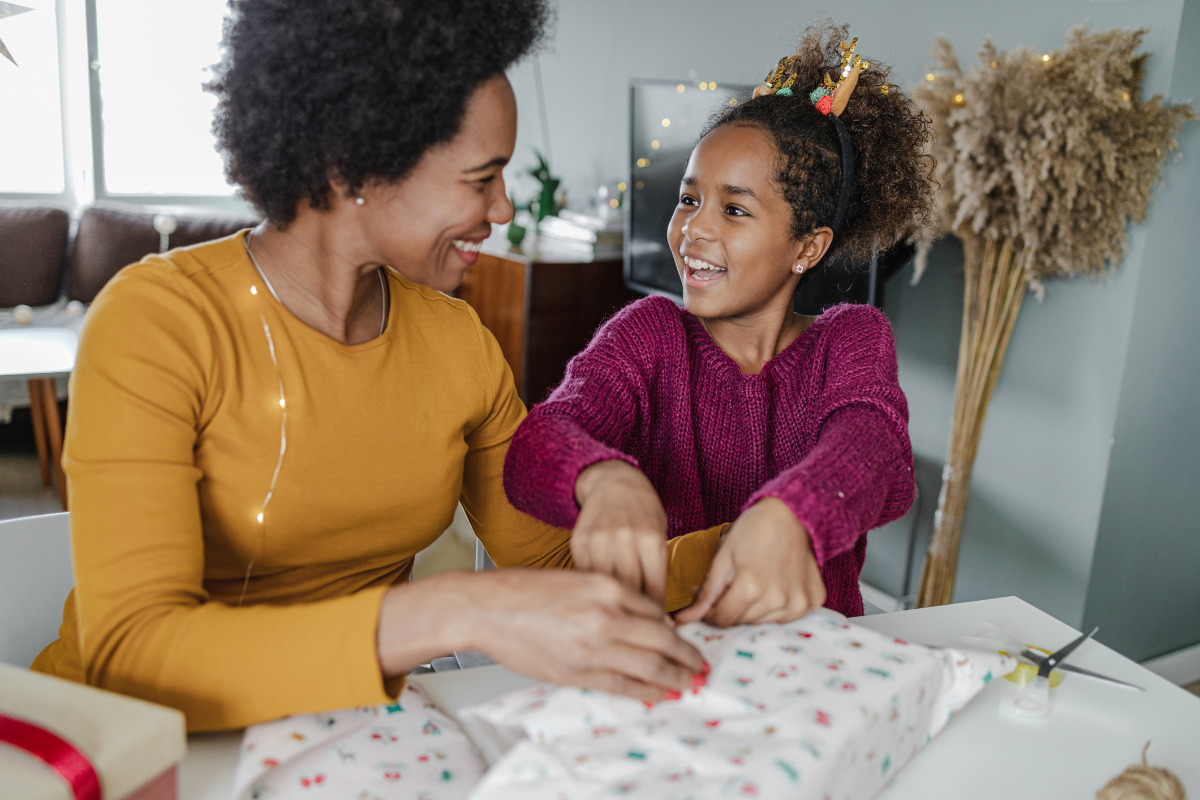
[828,113,855,237]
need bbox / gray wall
[505,0,1197,659]
[1083,0,1200,662]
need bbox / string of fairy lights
[237,255,290,606]
[922,50,1125,108]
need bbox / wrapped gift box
[0,662,186,800]
[457,612,1014,799]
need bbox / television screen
[625,79,751,300]
[624,79,913,313]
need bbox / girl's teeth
[683,256,726,275]
[453,239,483,253]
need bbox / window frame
[83,0,249,212]
[0,0,70,202]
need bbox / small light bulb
[636,158,649,168]
[699,82,707,90]
[676,83,685,93]
[954,93,965,105]
[661,118,671,128]
[651,139,660,149]
[729,98,737,106]
[1042,54,1050,62]
[617,181,627,191]
[256,512,264,523]
[609,198,619,208]
[926,73,935,81]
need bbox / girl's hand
[378,569,705,703]
[674,497,825,627]
[572,459,669,605]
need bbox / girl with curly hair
[33,0,708,731]
[505,23,936,624]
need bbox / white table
[179,596,1200,799]
[0,326,79,508]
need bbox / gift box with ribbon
[0,663,186,800]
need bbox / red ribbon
[0,713,102,800]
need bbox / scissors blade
[1020,649,1145,690]
[1037,626,1099,678]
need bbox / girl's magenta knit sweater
[503,295,915,617]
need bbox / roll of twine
[1096,743,1186,800]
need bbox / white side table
[0,327,79,509]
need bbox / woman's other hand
[674,497,825,627]
[378,570,704,703]
[572,460,669,605]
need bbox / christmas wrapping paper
[463,613,1014,799]
[231,683,486,800]
[231,613,1013,800]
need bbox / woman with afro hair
[505,23,936,625]
[32,0,707,731]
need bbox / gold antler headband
[752,38,872,116]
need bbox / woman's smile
[452,237,487,266]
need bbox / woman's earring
[354,196,365,206]
[793,264,805,274]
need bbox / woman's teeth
[683,256,726,281]
[452,239,483,253]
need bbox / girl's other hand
[572,460,669,606]
[674,497,825,627]
[465,570,704,702]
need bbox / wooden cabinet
[456,238,637,405]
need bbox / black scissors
[1019,628,1143,691]
[1002,626,1107,718]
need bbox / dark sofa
[1,201,258,309]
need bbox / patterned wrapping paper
[231,683,487,800]
[230,613,1012,800]
[463,613,1014,800]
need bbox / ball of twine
[1096,743,1186,800]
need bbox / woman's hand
[674,497,825,627]
[378,569,705,703]
[572,459,669,605]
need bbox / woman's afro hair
[207,0,551,226]
[704,22,937,262]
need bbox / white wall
[1083,0,1200,662]
[506,0,1195,654]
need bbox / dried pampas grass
[913,26,1193,284]
[912,28,1193,607]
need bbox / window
[0,0,65,194]
[89,0,233,199]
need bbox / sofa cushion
[67,204,257,303]
[0,203,70,307]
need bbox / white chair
[0,512,73,668]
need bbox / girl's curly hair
[704,22,936,263]
[207,0,551,227]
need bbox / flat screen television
[624,79,912,313]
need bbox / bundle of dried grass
[912,27,1193,608]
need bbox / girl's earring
[354,196,365,206]
[793,264,805,274]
